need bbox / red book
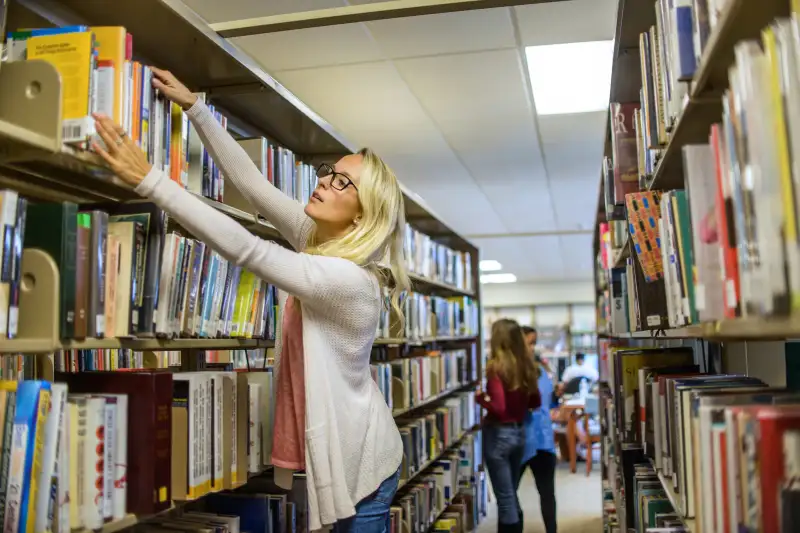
[54,371,173,515]
[757,406,800,533]
[609,102,641,205]
[710,122,740,318]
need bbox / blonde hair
[488,318,539,394]
[305,147,411,323]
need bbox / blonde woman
[92,68,408,533]
[478,319,541,533]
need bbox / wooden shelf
[392,381,478,418]
[0,336,276,354]
[646,97,724,191]
[397,425,479,490]
[408,272,475,298]
[600,314,800,340]
[0,336,476,354]
[374,336,477,346]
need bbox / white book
[248,384,262,473]
[34,383,67,533]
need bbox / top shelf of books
[6,0,475,256]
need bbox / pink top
[271,296,306,470]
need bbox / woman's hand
[151,67,197,111]
[92,113,152,188]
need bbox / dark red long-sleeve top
[476,375,541,423]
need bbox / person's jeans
[332,468,400,533]
[483,423,525,526]
[518,450,557,533]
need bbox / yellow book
[763,26,800,309]
[231,271,255,338]
[91,27,127,125]
[26,32,93,121]
[24,388,50,533]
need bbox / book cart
[0,1,488,533]
[594,1,800,532]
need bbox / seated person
[560,352,598,387]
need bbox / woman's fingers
[91,141,115,167]
[94,119,120,153]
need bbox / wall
[481,280,595,307]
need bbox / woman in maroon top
[477,319,541,533]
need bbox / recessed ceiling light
[480,273,517,284]
[525,40,614,115]
[479,260,502,272]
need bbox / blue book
[4,380,51,533]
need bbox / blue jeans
[332,469,400,533]
[484,423,525,525]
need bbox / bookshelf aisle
[595,0,800,532]
[0,2,488,533]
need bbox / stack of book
[602,344,800,533]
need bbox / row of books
[384,292,479,340]
[598,10,800,334]
[403,225,473,293]
[0,194,281,342]
[602,0,726,208]
[372,349,474,412]
[396,392,478,484]
[6,26,228,200]
[393,430,486,533]
[5,25,320,208]
[604,344,800,533]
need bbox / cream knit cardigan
[134,99,403,531]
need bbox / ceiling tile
[184,0,345,23]
[394,49,546,185]
[232,24,382,71]
[514,0,619,47]
[549,177,601,231]
[364,8,516,59]
[558,233,595,278]
[275,61,437,135]
[539,111,607,181]
[405,184,508,235]
[476,236,566,281]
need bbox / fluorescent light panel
[480,273,517,284]
[525,40,614,115]
[479,259,502,272]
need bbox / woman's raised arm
[151,67,313,251]
[136,166,366,305]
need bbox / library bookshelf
[593,1,800,532]
[0,2,487,533]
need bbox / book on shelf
[602,343,800,532]
[0,192,284,343]
[404,226,473,293]
[596,7,800,334]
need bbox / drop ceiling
[184,0,618,282]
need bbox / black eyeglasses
[316,163,358,192]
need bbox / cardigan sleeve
[135,167,371,307]
[184,99,313,251]
[476,376,506,418]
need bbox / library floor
[479,463,602,533]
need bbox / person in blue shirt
[517,326,557,533]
